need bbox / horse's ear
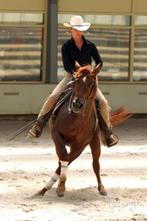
[91,63,101,77]
[75,61,81,71]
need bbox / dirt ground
[0,118,147,221]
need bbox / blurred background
[0,0,147,116]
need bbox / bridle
[68,73,96,115]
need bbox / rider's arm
[61,43,75,75]
[91,43,103,71]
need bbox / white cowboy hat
[63,15,91,31]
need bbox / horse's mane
[76,65,92,77]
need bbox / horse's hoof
[34,188,48,197]
[99,190,107,196]
[98,185,107,196]
[56,176,66,197]
[56,190,64,197]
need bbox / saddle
[52,87,72,116]
[51,80,75,117]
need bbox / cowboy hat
[63,15,91,31]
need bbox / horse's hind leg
[90,130,107,196]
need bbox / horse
[35,63,132,198]
[36,63,106,197]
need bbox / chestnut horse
[36,64,131,198]
[36,63,108,197]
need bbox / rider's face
[70,28,83,39]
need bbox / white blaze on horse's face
[82,76,87,83]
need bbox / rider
[28,15,118,147]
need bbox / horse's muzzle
[71,97,86,113]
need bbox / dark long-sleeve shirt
[61,36,103,74]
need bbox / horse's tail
[110,106,133,127]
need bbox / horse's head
[69,63,101,114]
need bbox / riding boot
[28,111,52,138]
[95,101,119,147]
[102,125,119,147]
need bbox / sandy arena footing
[0,118,147,221]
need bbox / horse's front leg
[90,129,107,196]
[56,144,86,197]
[56,161,68,197]
[52,129,69,197]
[34,161,62,197]
[35,144,85,197]
[35,170,60,197]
